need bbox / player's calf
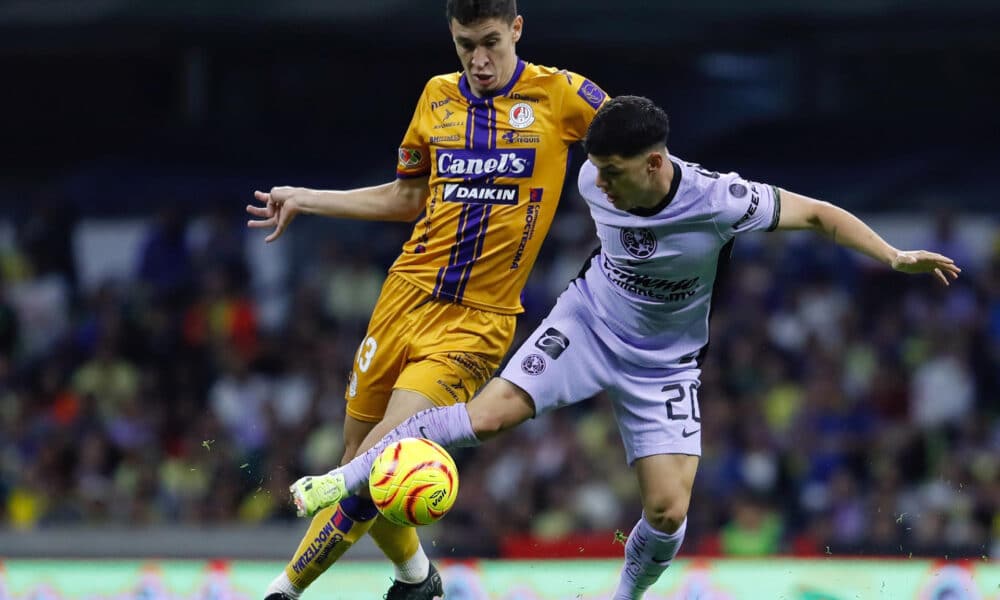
[465,378,536,441]
[268,497,380,599]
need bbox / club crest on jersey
[398,148,424,168]
[521,354,546,375]
[508,102,535,129]
[620,228,658,259]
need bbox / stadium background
[1,0,998,597]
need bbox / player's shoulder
[423,72,463,93]
[674,157,744,199]
[520,63,599,91]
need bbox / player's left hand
[891,250,961,286]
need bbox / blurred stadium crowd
[1,188,997,560]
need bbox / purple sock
[339,495,378,521]
[337,404,479,494]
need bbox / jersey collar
[459,58,526,103]
[628,160,683,217]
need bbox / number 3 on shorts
[357,336,378,373]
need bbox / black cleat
[265,594,293,600]
[383,562,444,599]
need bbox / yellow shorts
[345,273,516,423]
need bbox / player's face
[589,153,661,211]
[450,16,523,97]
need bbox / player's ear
[511,16,523,42]
[646,152,664,173]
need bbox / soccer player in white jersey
[289,96,960,598]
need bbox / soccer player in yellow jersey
[247,1,607,598]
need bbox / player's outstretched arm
[775,189,961,286]
[247,176,430,243]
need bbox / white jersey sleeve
[711,175,782,237]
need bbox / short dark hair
[584,95,670,158]
[445,0,517,25]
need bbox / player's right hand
[248,187,300,243]
[890,249,961,286]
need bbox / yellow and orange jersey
[390,60,608,314]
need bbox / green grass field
[2,558,998,599]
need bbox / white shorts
[499,285,702,464]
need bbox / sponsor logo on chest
[436,148,535,178]
[501,130,541,145]
[443,183,519,204]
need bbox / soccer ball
[369,437,459,527]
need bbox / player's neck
[634,160,676,210]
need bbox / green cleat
[289,471,347,517]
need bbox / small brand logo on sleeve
[577,79,606,110]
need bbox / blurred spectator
[71,336,139,424]
[208,351,270,453]
[182,266,258,360]
[719,493,783,556]
[19,199,79,292]
[0,290,19,360]
[137,207,193,301]
[908,335,975,429]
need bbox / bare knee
[466,379,534,441]
[643,497,689,534]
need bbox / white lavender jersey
[577,157,781,368]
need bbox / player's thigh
[610,367,702,532]
[345,274,425,423]
[608,368,702,466]
[498,286,608,419]
[394,300,515,409]
[634,453,699,533]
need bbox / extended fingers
[915,250,952,263]
[933,268,950,286]
[264,211,290,243]
[940,262,961,276]
[246,204,273,217]
[247,217,276,228]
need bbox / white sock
[394,543,431,584]
[613,515,687,600]
[266,571,302,599]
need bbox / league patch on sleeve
[577,79,607,110]
[398,147,426,169]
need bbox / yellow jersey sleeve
[556,70,609,142]
[396,82,433,178]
